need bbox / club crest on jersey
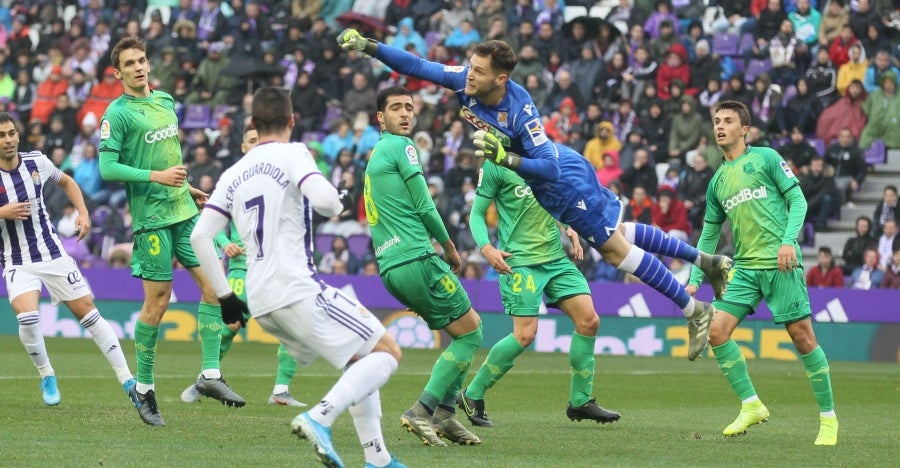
[405,145,419,165]
[779,160,795,178]
[525,118,548,146]
[100,120,110,140]
[460,106,511,147]
[497,112,508,128]
[31,171,40,185]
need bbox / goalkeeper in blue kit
[338,31,732,359]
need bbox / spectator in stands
[584,121,622,171]
[873,185,897,236]
[689,40,719,91]
[445,149,479,202]
[65,68,92,110]
[171,19,201,70]
[311,41,343,102]
[621,46,656,107]
[769,19,806,86]
[197,0,229,48]
[445,19,480,50]
[679,152,714,233]
[545,97,581,145]
[329,147,358,188]
[642,100,671,162]
[431,0,474,40]
[623,185,653,224]
[789,0,821,50]
[828,24,858,70]
[780,127,819,174]
[290,71,324,137]
[697,78,723,116]
[45,115,74,157]
[644,1,679,40]
[390,17,427,57]
[31,65,68,125]
[819,0,849,51]
[850,248,883,289]
[186,145,222,188]
[754,0,788,46]
[318,235,361,275]
[806,47,839,108]
[606,0,650,35]
[322,118,353,163]
[596,150,624,188]
[836,43,868,95]
[56,201,80,239]
[170,0,200,31]
[800,157,840,231]
[807,246,845,288]
[69,112,100,169]
[721,72,754,109]
[863,50,900,94]
[842,215,878,275]
[880,248,900,289]
[233,0,275,54]
[570,46,603,106]
[616,128,647,170]
[849,0,880,41]
[78,66,122,128]
[341,72,377,122]
[37,18,66,57]
[535,0,565,32]
[860,24,889,61]
[50,93,78,135]
[652,184,691,242]
[185,42,239,106]
[649,19,678,60]
[12,70,33,122]
[598,51,628,111]
[621,148,658,197]
[612,100,640,144]
[656,42,693,101]
[473,0,504,38]
[751,73,784,137]
[860,71,900,149]
[817,79,866,145]
[668,96,704,164]
[73,142,108,206]
[7,15,31,59]
[148,47,179,95]
[782,79,823,136]
[877,220,898,270]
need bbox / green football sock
[713,339,757,400]
[219,326,238,360]
[275,343,297,386]
[569,332,596,407]
[467,333,525,400]
[421,324,483,410]
[197,302,223,371]
[801,346,835,412]
[134,320,159,385]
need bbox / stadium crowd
[7,0,898,288]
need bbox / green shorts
[500,257,591,316]
[381,255,472,330]
[713,267,811,324]
[131,217,200,281]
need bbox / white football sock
[80,309,133,384]
[18,311,53,376]
[351,390,390,467]
[310,352,398,427]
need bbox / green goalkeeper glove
[337,28,378,55]
[473,130,521,170]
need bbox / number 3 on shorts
[439,274,457,293]
[147,234,161,256]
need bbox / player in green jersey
[687,101,837,445]
[98,37,245,426]
[456,158,621,427]
[180,126,305,407]
[365,86,483,447]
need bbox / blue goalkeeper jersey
[374,43,622,241]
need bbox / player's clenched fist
[337,28,377,55]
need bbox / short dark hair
[376,86,413,113]
[251,86,292,135]
[474,40,517,74]
[885,185,898,195]
[713,100,752,127]
[110,36,146,70]
[818,246,832,255]
[0,111,16,127]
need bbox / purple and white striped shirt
[0,152,64,268]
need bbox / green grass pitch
[1,336,897,467]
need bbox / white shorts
[255,285,385,368]
[4,256,93,305]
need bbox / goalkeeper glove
[473,130,521,170]
[337,28,378,55]
[219,293,249,328]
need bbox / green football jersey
[364,132,441,272]
[476,161,566,267]
[99,90,196,232]
[705,145,803,269]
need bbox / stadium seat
[346,234,372,259]
[425,31,442,50]
[61,236,94,267]
[864,139,886,165]
[315,233,335,255]
[589,5,611,19]
[738,33,755,55]
[321,106,343,132]
[744,58,772,83]
[781,84,797,106]
[181,104,212,130]
[798,222,815,247]
[89,205,116,259]
[142,6,171,30]
[301,131,326,145]
[211,104,235,128]
[807,137,825,156]
[712,32,739,57]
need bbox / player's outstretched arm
[300,173,345,218]
[56,173,91,241]
[191,208,249,327]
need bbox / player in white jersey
[0,112,141,417]
[190,87,406,468]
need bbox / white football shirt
[0,152,65,268]
[205,142,342,316]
